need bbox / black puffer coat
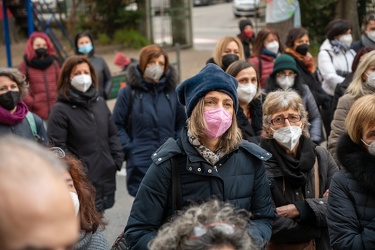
[48,88,124,209]
[112,63,186,197]
[124,128,275,249]
[327,133,375,249]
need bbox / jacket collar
[337,133,375,193]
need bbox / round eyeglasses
[276,72,297,79]
[270,115,302,126]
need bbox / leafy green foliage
[300,0,336,45]
[113,29,149,48]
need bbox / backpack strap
[324,49,333,62]
[26,112,37,136]
[126,87,135,135]
[171,138,184,213]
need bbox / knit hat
[271,54,299,77]
[239,19,253,32]
[114,52,131,69]
[176,63,238,117]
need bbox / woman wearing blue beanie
[123,63,275,249]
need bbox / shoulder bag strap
[26,112,37,136]
[171,156,182,213]
[314,157,319,199]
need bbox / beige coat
[328,93,356,164]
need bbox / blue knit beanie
[176,63,238,117]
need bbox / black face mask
[295,44,309,56]
[222,54,239,70]
[0,91,20,110]
[35,48,47,58]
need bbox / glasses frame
[276,72,297,79]
[270,114,302,126]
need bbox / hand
[276,204,300,219]
[323,189,329,198]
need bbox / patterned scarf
[330,39,350,54]
[285,48,316,73]
[187,130,225,167]
[0,101,28,126]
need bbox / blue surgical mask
[78,44,93,55]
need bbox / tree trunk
[170,0,189,46]
[334,0,360,40]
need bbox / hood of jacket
[337,133,375,194]
[125,62,178,92]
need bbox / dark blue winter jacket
[124,128,275,249]
[112,63,186,196]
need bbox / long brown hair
[252,27,283,57]
[65,154,105,233]
[56,56,98,98]
[139,44,169,75]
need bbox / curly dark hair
[65,154,106,233]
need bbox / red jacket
[18,60,60,120]
[249,54,275,90]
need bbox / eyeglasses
[277,72,297,79]
[189,222,235,238]
[270,115,302,126]
[49,147,66,158]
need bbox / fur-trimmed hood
[125,62,178,92]
[337,133,375,194]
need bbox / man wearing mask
[237,19,255,60]
[351,12,375,52]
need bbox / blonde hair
[345,94,375,144]
[213,36,245,69]
[149,200,255,250]
[262,89,309,139]
[347,50,375,99]
[187,98,242,153]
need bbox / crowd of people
[1,11,375,250]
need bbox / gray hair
[149,200,256,250]
[262,89,309,139]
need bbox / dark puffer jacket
[327,133,375,249]
[261,138,338,250]
[48,88,123,209]
[124,128,275,250]
[18,60,60,120]
[112,63,186,197]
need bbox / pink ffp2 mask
[204,107,233,139]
